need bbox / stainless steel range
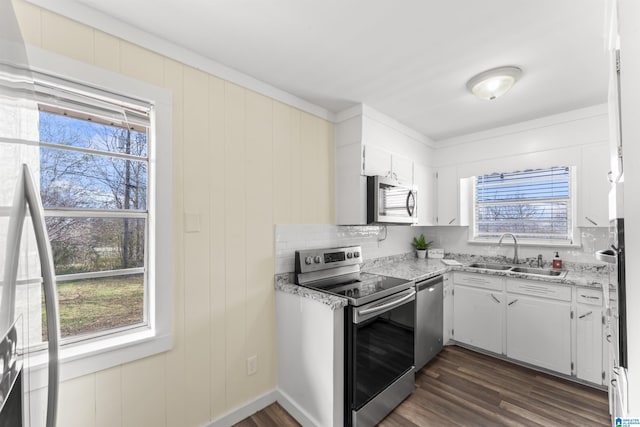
[295,246,415,427]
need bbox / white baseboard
[275,389,321,427]
[203,388,322,427]
[203,389,278,427]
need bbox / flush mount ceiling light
[466,66,522,100]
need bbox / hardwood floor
[234,345,610,427]
[233,402,300,427]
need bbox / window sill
[467,239,582,249]
[23,327,172,391]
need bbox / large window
[21,49,172,384]
[473,166,574,243]
[39,104,149,340]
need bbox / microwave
[367,175,418,224]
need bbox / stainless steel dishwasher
[415,275,443,370]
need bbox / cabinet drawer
[507,279,571,301]
[577,288,604,306]
[453,272,503,291]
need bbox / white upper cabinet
[362,144,392,177]
[579,143,610,227]
[335,104,434,225]
[414,163,435,226]
[391,153,414,186]
[362,145,414,186]
[436,165,459,225]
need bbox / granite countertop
[274,255,612,310]
[274,272,348,310]
[363,258,448,282]
[365,257,610,289]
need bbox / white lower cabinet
[453,284,503,354]
[506,294,572,375]
[576,287,605,385]
[449,272,607,387]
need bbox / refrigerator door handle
[23,164,60,427]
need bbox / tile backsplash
[275,224,421,273]
[424,226,610,264]
[275,224,609,274]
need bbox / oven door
[346,288,415,426]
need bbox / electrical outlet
[247,355,258,376]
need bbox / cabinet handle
[491,294,501,303]
[607,334,612,343]
[580,294,600,300]
[579,311,593,319]
[611,379,618,387]
[584,216,598,226]
[448,218,456,225]
[508,299,518,306]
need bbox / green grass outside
[44,275,144,338]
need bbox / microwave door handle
[406,190,415,217]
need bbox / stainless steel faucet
[498,233,519,264]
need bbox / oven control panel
[295,246,362,274]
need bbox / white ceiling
[70,0,608,141]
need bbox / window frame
[24,46,172,389]
[468,166,580,247]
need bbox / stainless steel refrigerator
[0,1,60,425]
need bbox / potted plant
[412,234,432,259]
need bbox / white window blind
[474,167,572,241]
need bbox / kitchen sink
[465,263,567,278]
[467,262,513,271]
[510,266,565,277]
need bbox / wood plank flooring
[234,345,610,427]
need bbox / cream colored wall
[13,1,335,426]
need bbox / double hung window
[473,166,574,244]
[36,77,152,341]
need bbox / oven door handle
[357,289,416,317]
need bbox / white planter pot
[416,249,427,259]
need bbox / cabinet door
[436,165,458,225]
[453,285,503,354]
[576,306,604,384]
[362,144,391,177]
[414,163,435,226]
[580,143,609,227]
[506,295,571,375]
[392,154,413,186]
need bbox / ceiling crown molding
[24,0,336,122]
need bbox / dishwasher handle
[416,275,443,292]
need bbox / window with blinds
[474,167,573,242]
[34,72,153,342]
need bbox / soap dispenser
[552,252,562,269]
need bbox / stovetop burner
[295,245,414,306]
[301,272,414,306]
